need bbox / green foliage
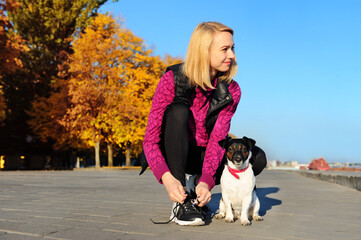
[7,0,116,93]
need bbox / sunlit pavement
[0,169,360,240]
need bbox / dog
[214,136,263,225]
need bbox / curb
[296,170,361,191]
[73,166,143,171]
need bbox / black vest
[165,63,233,135]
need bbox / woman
[143,22,265,226]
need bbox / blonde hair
[182,22,237,90]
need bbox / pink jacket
[143,70,241,189]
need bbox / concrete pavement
[0,169,360,240]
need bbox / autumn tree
[110,53,165,166]
[7,0,117,96]
[27,51,86,152]
[0,85,6,124]
[98,20,173,166]
[110,53,182,166]
[1,0,116,155]
[113,54,183,165]
[64,13,177,167]
[0,0,27,74]
[163,54,183,67]
[63,13,131,167]
[0,0,28,126]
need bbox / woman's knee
[164,103,189,127]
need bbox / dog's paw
[241,219,251,226]
[225,217,235,223]
[253,215,263,222]
[214,213,224,220]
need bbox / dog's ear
[243,136,256,149]
[218,136,231,149]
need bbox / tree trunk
[75,157,80,168]
[107,143,113,167]
[125,142,131,167]
[95,139,100,168]
[93,128,101,168]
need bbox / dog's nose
[234,155,242,162]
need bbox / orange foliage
[0,0,28,123]
[62,13,166,166]
[163,54,183,68]
[28,68,86,151]
[0,0,28,74]
[26,12,181,166]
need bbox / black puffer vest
[166,63,233,135]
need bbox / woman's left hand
[195,182,211,207]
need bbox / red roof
[309,158,330,171]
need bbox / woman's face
[209,31,235,78]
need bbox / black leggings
[162,103,267,187]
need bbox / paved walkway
[0,169,360,240]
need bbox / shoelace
[150,201,204,224]
[185,200,203,214]
[150,202,181,224]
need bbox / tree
[0,0,28,74]
[63,13,131,167]
[110,52,183,166]
[0,85,6,124]
[111,54,164,166]
[27,51,86,152]
[64,13,177,167]
[0,0,28,125]
[163,53,183,67]
[1,0,116,155]
[7,0,117,95]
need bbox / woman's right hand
[161,172,187,204]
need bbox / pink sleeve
[143,70,175,183]
[198,81,241,189]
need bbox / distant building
[268,160,280,168]
[267,160,302,170]
[309,157,330,171]
[298,164,308,170]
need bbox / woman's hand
[195,182,211,207]
[161,172,187,204]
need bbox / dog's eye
[242,147,247,152]
[228,147,233,152]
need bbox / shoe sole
[174,217,205,226]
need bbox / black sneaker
[170,193,205,226]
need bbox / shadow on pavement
[257,187,282,216]
[208,187,282,217]
[209,192,222,214]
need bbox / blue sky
[100,0,361,163]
